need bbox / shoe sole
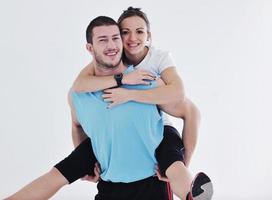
[190,172,213,200]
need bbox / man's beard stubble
[93,50,122,70]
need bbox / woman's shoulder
[149,46,172,60]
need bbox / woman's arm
[129,67,185,104]
[72,62,117,92]
[102,67,185,107]
[72,62,156,92]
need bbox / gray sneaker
[187,172,213,200]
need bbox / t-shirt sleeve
[158,51,176,74]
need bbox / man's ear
[86,43,94,55]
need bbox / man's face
[88,25,123,69]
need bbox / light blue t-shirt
[71,66,164,183]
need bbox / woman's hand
[122,69,156,85]
[102,88,135,108]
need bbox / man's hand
[102,88,135,108]
[81,162,101,183]
[122,69,156,85]
[155,165,170,182]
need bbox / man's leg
[4,167,68,200]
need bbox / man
[68,15,173,199]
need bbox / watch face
[115,73,123,86]
[116,73,123,78]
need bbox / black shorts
[95,176,172,200]
[155,125,185,176]
[54,125,184,183]
[54,138,97,183]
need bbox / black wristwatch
[114,73,123,87]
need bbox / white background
[0,0,271,199]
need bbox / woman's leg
[5,138,98,200]
[156,125,192,200]
[4,167,68,200]
[156,126,213,200]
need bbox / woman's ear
[146,32,152,46]
[147,31,151,41]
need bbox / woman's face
[120,16,149,56]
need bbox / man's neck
[94,61,127,76]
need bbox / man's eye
[113,37,120,40]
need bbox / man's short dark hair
[86,16,119,44]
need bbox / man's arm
[72,62,156,92]
[68,91,88,147]
[68,91,102,183]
